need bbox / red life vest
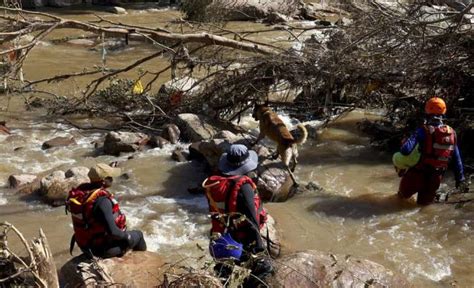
[421,124,456,169]
[202,175,267,235]
[66,186,126,250]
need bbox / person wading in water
[396,97,467,205]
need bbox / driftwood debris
[0,222,58,288]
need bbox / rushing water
[0,7,473,288]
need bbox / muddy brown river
[0,6,473,288]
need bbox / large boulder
[161,124,181,144]
[59,251,166,287]
[269,250,411,287]
[176,114,221,142]
[148,136,170,149]
[42,136,76,150]
[300,2,349,21]
[261,215,281,258]
[39,167,90,206]
[189,130,254,166]
[159,77,200,97]
[103,131,149,156]
[257,160,295,202]
[8,174,37,188]
[191,132,295,202]
[182,0,302,21]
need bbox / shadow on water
[113,158,209,219]
[308,193,418,219]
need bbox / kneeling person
[67,163,146,258]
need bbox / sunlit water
[0,7,472,288]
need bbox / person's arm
[93,196,129,241]
[238,183,264,251]
[400,128,424,155]
[452,144,465,185]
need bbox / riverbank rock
[300,2,349,21]
[190,131,295,202]
[159,77,199,98]
[39,167,89,206]
[188,130,254,166]
[106,6,127,14]
[182,0,302,21]
[42,136,76,150]
[8,174,37,188]
[262,215,281,258]
[269,250,411,287]
[103,131,149,155]
[257,160,295,202]
[161,124,181,144]
[148,135,170,148]
[171,147,189,162]
[176,114,220,142]
[59,251,166,287]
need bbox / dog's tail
[294,123,308,145]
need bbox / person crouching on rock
[202,144,274,286]
[66,163,147,258]
[397,97,466,205]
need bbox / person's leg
[102,246,126,258]
[417,171,442,205]
[128,230,147,251]
[398,168,423,200]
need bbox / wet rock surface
[42,136,76,150]
[256,160,295,202]
[269,250,411,288]
[161,124,181,144]
[171,147,189,162]
[103,131,149,155]
[189,131,297,202]
[40,167,89,206]
[8,174,37,188]
[176,114,221,142]
[148,135,170,148]
[59,251,166,287]
[183,0,302,21]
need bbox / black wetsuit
[74,182,147,258]
[89,197,147,258]
[235,183,265,253]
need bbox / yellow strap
[69,198,82,205]
[85,189,103,204]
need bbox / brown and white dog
[252,104,308,172]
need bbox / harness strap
[433,143,454,150]
[69,234,76,256]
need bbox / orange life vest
[66,186,126,250]
[420,124,456,169]
[202,175,267,235]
